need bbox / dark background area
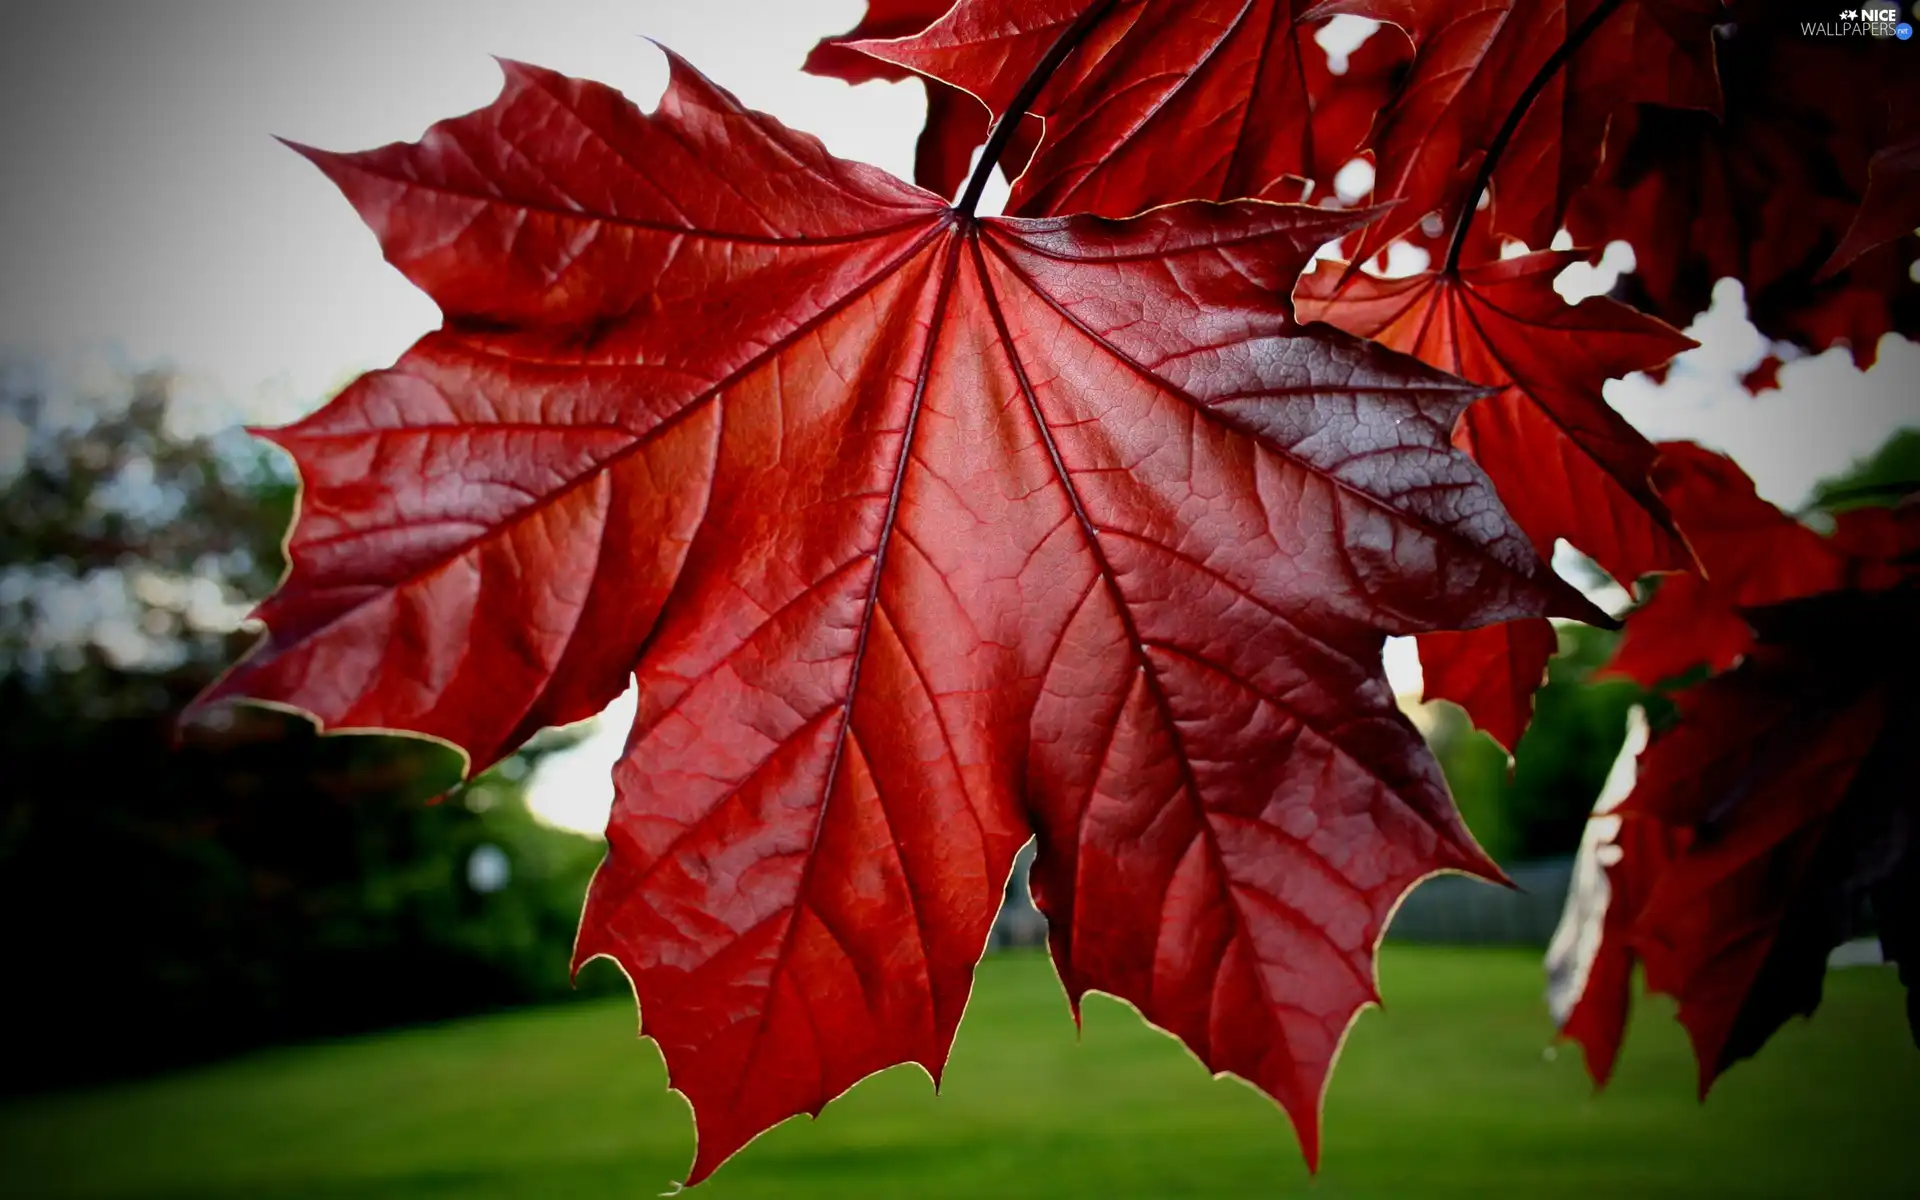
[0,365,624,1094]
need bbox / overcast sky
[0,1,922,421]
[2,1,1915,834]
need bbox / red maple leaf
[191,51,1598,1183]
[804,0,997,201]
[1559,449,1920,1090]
[1297,251,1694,748]
[1602,442,1844,688]
[1309,0,1723,267]
[1569,7,1920,367]
[848,0,1412,218]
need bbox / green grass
[2,947,1915,1198]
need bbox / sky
[2,1,1915,835]
[0,1,923,426]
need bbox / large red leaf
[848,0,1413,218]
[1309,0,1723,266]
[804,0,992,200]
[1297,251,1693,746]
[192,52,1598,1183]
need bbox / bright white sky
[2,2,1914,835]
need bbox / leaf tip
[839,36,908,74]
[1480,857,1521,892]
[1296,1110,1326,1175]
[274,135,336,173]
[641,39,704,90]
[922,1057,947,1097]
[1574,1036,1619,1093]
[240,422,292,448]
[1549,579,1620,631]
[1694,1068,1717,1104]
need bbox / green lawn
[2,947,1915,1198]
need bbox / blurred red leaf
[1558,805,1689,1086]
[1602,442,1846,687]
[1565,447,1919,1089]
[1832,504,1920,588]
[1583,600,1918,1092]
[1310,0,1723,266]
[1645,442,1846,604]
[851,0,1412,218]
[1602,571,1754,688]
[1569,9,1920,367]
[194,50,1599,1183]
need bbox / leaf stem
[1443,0,1628,274]
[955,0,1122,219]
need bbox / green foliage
[1807,427,1920,513]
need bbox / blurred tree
[0,363,617,1094]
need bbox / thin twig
[956,0,1123,218]
[1443,0,1628,274]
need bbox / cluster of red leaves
[1561,444,1919,1089]
[193,0,1919,1184]
[1568,2,1920,370]
[1296,251,1697,747]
